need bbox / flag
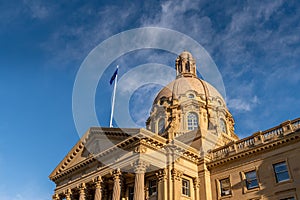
[110,68,118,85]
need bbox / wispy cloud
[23,0,51,19]
[228,95,259,112]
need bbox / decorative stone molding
[64,189,72,200]
[193,177,200,188]
[93,175,103,188]
[134,146,147,153]
[132,160,149,174]
[171,169,183,181]
[52,194,59,200]
[156,168,167,183]
[111,168,122,180]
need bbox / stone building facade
[49,51,300,200]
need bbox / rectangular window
[182,179,190,196]
[273,161,290,183]
[280,197,295,200]
[245,170,259,189]
[149,179,157,196]
[128,187,134,200]
[220,178,231,196]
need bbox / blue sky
[0,0,300,199]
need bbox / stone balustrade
[210,118,300,161]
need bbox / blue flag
[110,68,118,85]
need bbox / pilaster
[193,177,200,200]
[171,168,183,200]
[156,168,168,200]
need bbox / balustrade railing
[210,118,300,161]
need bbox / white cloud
[23,0,50,19]
[228,95,259,112]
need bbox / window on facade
[220,178,231,196]
[273,161,290,183]
[219,119,227,134]
[182,179,190,196]
[188,93,195,99]
[149,179,157,196]
[245,170,259,189]
[158,118,165,134]
[280,197,295,200]
[128,187,134,200]
[187,112,198,130]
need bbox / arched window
[188,93,194,99]
[220,119,227,134]
[158,118,165,134]
[187,112,198,130]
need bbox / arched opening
[187,112,198,130]
[158,118,165,134]
[220,118,227,134]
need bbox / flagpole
[110,65,119,128]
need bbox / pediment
[49,127,139,180]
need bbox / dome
[154,76,225,106]
[146,51,237,144]
[179,50,194,59]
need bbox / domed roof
[154,76,225,105]
[179,50,194,59]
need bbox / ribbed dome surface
[154,76,225,104]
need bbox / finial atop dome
[175,50,197,78]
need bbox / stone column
[171,169,183,200]
[156,168,168,200]
[94,176,103,200]
[64,189,72,200]
[133,160,148,200]
[52,194,59,200]
[79,183,86,200]
[112,169,122,200]
[193,177,200,200]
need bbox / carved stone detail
[132,160,149,174]
[93,176,103,200]
[64,189,72,200]
[52,194,59,200]
[134,146,147,153]
[156,168,167,183]
[193,177,200,188]
[171,169,183,181]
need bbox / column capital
[193,177,200,188]
[132,160,149,174]
[64,189,72,200]
[78,182,86,193]
[111,168,122,180]
[156,168,167,183]
[52,193,59,200]
[93,176,103,189]
[171,168,183,181]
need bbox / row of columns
[53,161,148,200]
[53,166,202,200]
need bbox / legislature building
[49,51,300,200]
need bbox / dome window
[188,93,195,99]
[220,119,227,134]
[187,112,198,130]
[158,118,165,134]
